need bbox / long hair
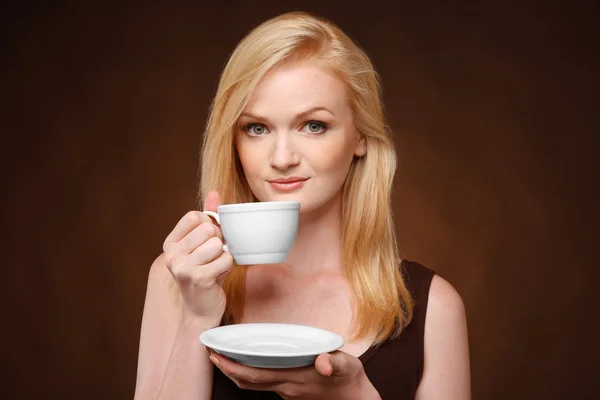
[199,11,413,343]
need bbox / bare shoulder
[415,274,471,399]
[427,275,467,322]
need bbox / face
[235,61,366,213]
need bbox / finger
[188,236,225,266]
[200,251,234,282]
[176,221,223,255]
[219,374,284,393]
[210,359,285,393]
[314,353,333,376]
[210,353,288,385]
[315,351,349,377]
[203,191,222,213]
[172,250,232,291]
[164,211,213,246]
[234,378,289,393]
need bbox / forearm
[157,315,219,400]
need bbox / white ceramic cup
[202,201,300,265]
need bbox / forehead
[244,61,350,115]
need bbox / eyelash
[241,120,329,136]
[241,123,268,136]
[302,121,328,134]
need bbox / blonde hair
[199,11,413,343]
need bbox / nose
[269,132,300,170]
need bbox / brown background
[2,1,598,399]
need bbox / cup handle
[202,211,229,252]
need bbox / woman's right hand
[162,191,234,325]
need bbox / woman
[135,11,470,400]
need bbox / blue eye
[301,121,327,134]
[244,123,269,136]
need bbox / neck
[282,193,344,276]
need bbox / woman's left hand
[208,349,381,400]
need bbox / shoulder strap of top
[400,259,435,380]
[359,260,435,369]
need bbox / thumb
[315,351,349,377]
[203,191,222,212]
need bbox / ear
[354,135,366,157]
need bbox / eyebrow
[240,106,335,122]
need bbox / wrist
[179,307,222,334]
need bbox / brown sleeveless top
[211,260,435,399]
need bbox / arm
[134,193,233,399]
[414,275,471,400]
[133,254,217,400]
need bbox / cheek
[309,139,355,176]
[236,142,261,177]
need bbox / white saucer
[199,323,344,369]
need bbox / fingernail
[209,355,220,366]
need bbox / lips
[268,177,308,191]
[269,176,308,184]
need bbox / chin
[253,189,308,209]
[262,192,303,204]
